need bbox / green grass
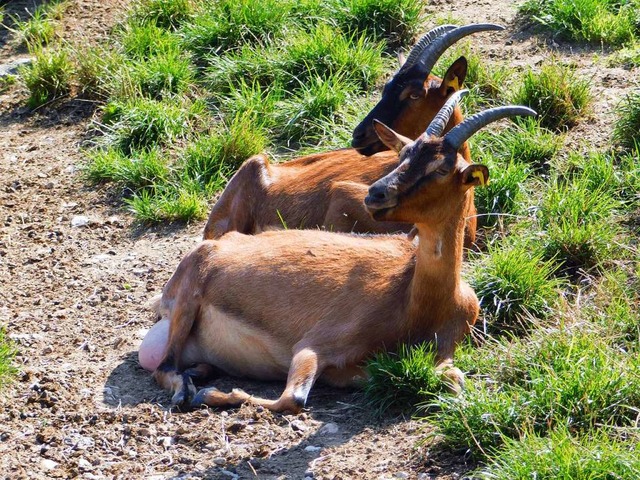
[281,25,385,91]
[473,158,531,228]
[14,5,56,46]
[519,0,639,46]
[469,241,563,335]
[0,328,18,390]
[85,147,170,194]
[476,428,640,479]
[20,47,73,108]
[100,97,203,155]
[180,115,268,187]
[536,174,621,273]
[180,0,295,59]
[330,0,425,48]
[613,89,640,151]
[512,60,592,131]
[487,119,563,173]
[608,42,640,68]
[131,0,194,30]
[436,328,640,458]
[364,343,446,414]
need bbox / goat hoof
[191,387,219,408]
[439,367,465,395]
[171,374,197,407]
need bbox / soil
[0,1,635,479]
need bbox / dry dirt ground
[0,1,636,479]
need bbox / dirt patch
[0,0,636,479]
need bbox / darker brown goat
[202,24,504,247]
[140,92,536,413]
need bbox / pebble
[304,445,321,452]
[220,469,238,479]
[41,459,58,470]
[304,470,314,478]
[158,436,175,447]
[319,422,339,435]
[213,457,226,465]
[77,458,92,470]
[290,420,307,432]
[395,473,409,479]
[71,216,90,227]
[64,434,95,450]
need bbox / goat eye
[436,168,448,176]
[409,93,421,100]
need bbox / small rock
[290,420,307,432]
[220,469,238,479]
[41,459,58,471]
[213,457,226,465]
[158,436,174,447]
[304,470,314,478]
[319,422,339,435]
[304,445,321,452]
[77,458,92,470]
[395,473,409,479]
[42,346,53,355]
[71,216,90,227]
[417,474,430,480]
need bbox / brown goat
[139,92,536,413]
[202,24,504,246]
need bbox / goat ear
[373,119,412,153]
[461,164,489,187]
[440,56,468,95]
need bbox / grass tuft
[512,60,591,131]
[131,0,194,30]
[436,328,640,458]
[536,175,621,273]
[101,97,201,155]
[20,47,73,108]
[0,328,18,390]
[365,343,446,414]
[613,89,640,151]
[470,241,563,334]
[476,428,640,479]
[519,0,639,46]
[331,0,425,48]
[180,0,294,59]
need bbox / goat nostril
[369,189,388,202]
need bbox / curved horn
[444,106,537,150]
[416,24,505,73]
[401,25,457,71]
[425,89,469,137]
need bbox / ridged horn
[444,106,537,150]
[425,89,469,137]
[401,25,457,71]
[416,24,505,73]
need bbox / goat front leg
[191,347,322,414]
[324,181,409,234]
[434,332,468,395]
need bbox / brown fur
[203,61,478,247]
[152,131,483,414]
